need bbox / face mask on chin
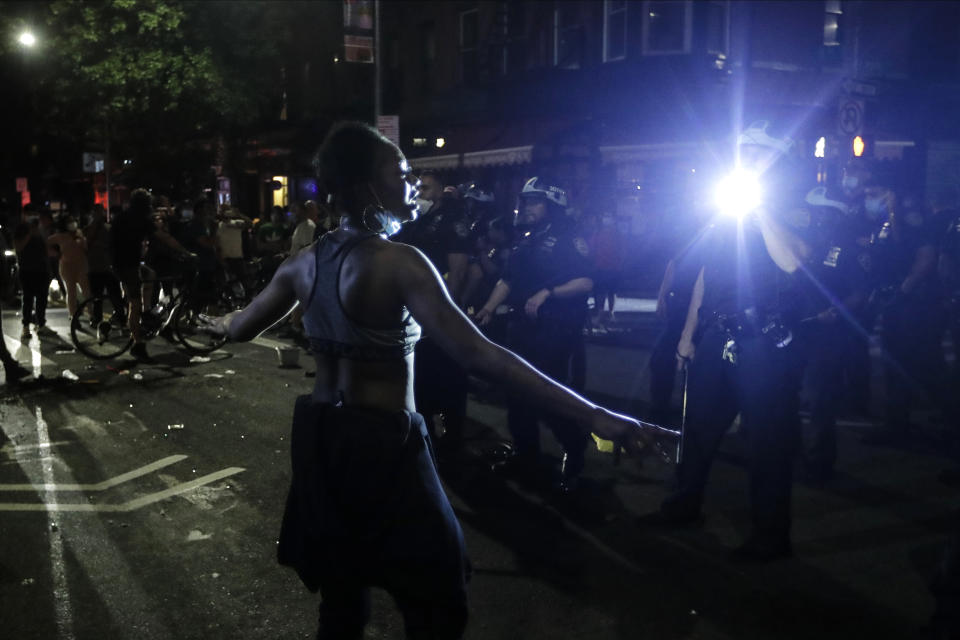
[415,198,434,216]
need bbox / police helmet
[518,177,568,209]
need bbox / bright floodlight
[715,168,762,218]
[18,31,36,47]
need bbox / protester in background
[589,212,627,327]
[289,200,318,256]
[0,300,30,384]
[38,210,64,300]
[47,214,90,317]
[216,205,251,292]
[84,205,125,327]
[13,216,52,341]
[256,205,289,256]
[113,189,193,361]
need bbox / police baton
[677,360,689,465]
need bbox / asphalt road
[0,306,956,639]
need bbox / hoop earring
[361,205,386,233]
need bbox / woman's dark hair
[314,121,393,208]
[128,188,153,219]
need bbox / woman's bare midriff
[310,352,416,413]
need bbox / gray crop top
[302,231,421,360]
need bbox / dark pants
[665,326,802,543]
[88,271,126,323]
[648,312,686,424]
[506,320,589,478]
[278,398,468,640]
[882,298,949,429]
[414,337,468,445]
[0,300,16,368]
[803,324,853,474]
[19,270,51,327]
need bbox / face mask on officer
[66,221,78,231]
[842,175,859,191]
[415,198,434,215]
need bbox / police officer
[475,177,594,491]
[644,122,810,562]
[395,171,475,451]
[858,175,946,445]
[796,187,871,483]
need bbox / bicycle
[70,263,238,360]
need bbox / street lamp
[17,31,36,47]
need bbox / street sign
[377,115,400,145]
[83,152,105,173]
[15,177,27,192]
[838,98,864,136]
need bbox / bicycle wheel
[71,296,133,359]
[172,296,229,354]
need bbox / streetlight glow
[18,31,36,47]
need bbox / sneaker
[130,342,153,362]
[20,326,31,341]
[3,362,31,384]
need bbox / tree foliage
[26,0,294,190]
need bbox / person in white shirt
[216,206,251,292]
[289,200,318,256]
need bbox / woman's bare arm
[393,244,672,450]
[219,256,300,342]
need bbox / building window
[822,1,843,67]
[705,1,729,57]
[554,4,584,69]
[642,1,692,55]
[460,9,479,85]
[603,0,627,62]
[420,21,436,92]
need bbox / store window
[603,0,627,62]
[554,4,584,69]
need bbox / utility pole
[374,0,381,123]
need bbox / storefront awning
[462,145,533,168]
[409,153,461,170]
[599,142,703,164]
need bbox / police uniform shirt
[502,221,593,331]
[803,232,870,313]
[396,197,473,274]
[699,220,804,324]
[871,210,940,299]
[939,209,960,288]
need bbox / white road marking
[0,455,187,491]
[34,405,77,640]
[0,467,246,512]
[0,439,72,456]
